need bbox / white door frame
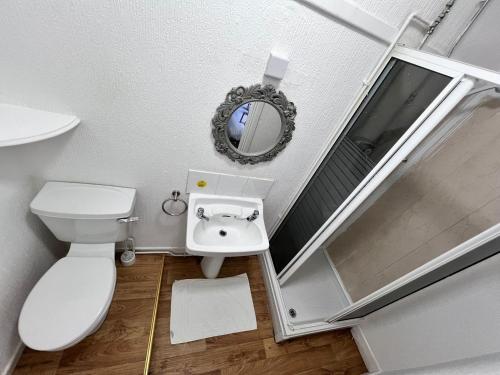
[275,47,500,285]
[238,101,264,153]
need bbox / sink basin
[186,193,269,257]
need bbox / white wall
[0,0,387,250]
[356,1,500,373]
[385,352,500,375]
[359,252,500,373]
[446,0,500,71]
[0,173,63,371]
[0,0,452,371]
[0,0,456,250]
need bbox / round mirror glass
[211,84,296,165]
[225,100,283,155]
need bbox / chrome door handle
[117,216,140,223]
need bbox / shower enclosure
[260,46,500,341]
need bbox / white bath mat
[170,273,257,344]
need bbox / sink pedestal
[201,256,225,278]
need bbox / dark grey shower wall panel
[269,58,452,275]
[270,138,374,274]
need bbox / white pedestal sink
[186,193,269,278]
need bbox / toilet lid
[18,257,116,351]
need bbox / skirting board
[351,326,382,374]
[117,245,189,256]
[135,247,189,255]
[3,341,24,375]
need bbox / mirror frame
[211,84,296,165]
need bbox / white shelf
[0,103,80,147]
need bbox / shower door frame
[327,224,500,322]
[261,46,500,342]
[274,46,500,286]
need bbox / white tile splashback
[186,169,274,199]
[186,170,220,194]
[217,174,247,196]
[242,177,274,199]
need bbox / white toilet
[18,181,136,351]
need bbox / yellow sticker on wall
[197,180,207,188]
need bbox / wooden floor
[149,256,366,375]
[14,255,366,375]
[13,254,165,375]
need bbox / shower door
[269,46,500,281]
[267,46,500,326]
[270,47,464,283]
[326,98,500,321]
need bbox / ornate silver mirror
[211,84,296,164]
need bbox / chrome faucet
[246,210,259,222]
[196,207,209,221]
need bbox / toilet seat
[18,256,116,351]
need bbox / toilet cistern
[186,193,269,278]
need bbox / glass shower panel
[270,58,452,274]
[326,97,500,302]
